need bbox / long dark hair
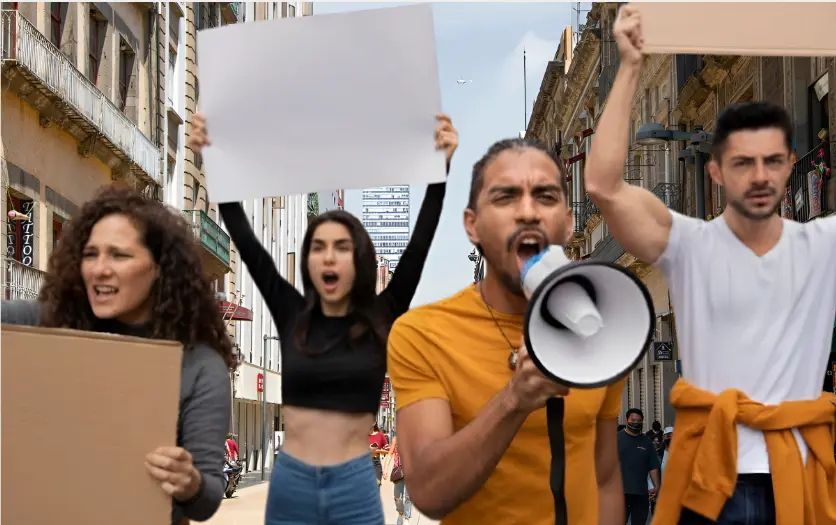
[292,210,388,354]
[38,185,238,370]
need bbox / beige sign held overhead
[637,2,836,57]
[2,325,183,525]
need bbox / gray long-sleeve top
[1,300,231,523]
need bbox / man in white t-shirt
[585,5,836,525]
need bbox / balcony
[3,257,45,300]
[571,202,586,235]
[1,10,160,185]
[183,210,231,280]
[789,142,832,223]
[652,182,683,213]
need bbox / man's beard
[497,269,525,298]
[727,183,779,221]
[728,195,780,221]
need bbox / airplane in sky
[456,77,472,85]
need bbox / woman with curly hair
[1,185,235,525]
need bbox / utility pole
[261,334,280,481]
[523,48,528,131]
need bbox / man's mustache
[744,184,777,198]
[506,226,548,252]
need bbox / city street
[204,480,439,525]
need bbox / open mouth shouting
[510,230,547,272]
[90,284,119,303]
[321,271,340,294]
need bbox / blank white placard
[196,4,446,203]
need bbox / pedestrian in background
[1,185,235,525]
[385,435,412,525]
[370,422,389,486]
[617,409,660,525]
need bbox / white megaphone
[521,245,654,387]
[519,245,654,525]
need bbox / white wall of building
[362,186,410,270]
[163,2,186,208]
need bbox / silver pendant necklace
[478,283,519,370]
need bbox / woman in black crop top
[189,113,457,524]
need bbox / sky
[314,2,582,307]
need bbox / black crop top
[218,182,446,414]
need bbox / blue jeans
[265,450,384,525]
[393,481,412,523]
[677,475,775,525]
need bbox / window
[192,179,200,209]
[286,253,296,287]
[88,9,105,85]
[276,196,286,209]
[119,43,135,113]
[50,2,64,47]
[288,3,296,17]
[52,215,64,252]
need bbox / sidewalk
[204,479,439,525]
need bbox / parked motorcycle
[223,459,244,498]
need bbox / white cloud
[495,31,559,101]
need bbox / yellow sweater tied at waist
[651,379,836,525]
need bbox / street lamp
[262,334,280,481]
[634,123,714,219]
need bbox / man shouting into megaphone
[386,137,626,525]
[585,5,836,525]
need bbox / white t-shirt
[654,211,836,474]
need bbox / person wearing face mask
[188,113,458,525]
[618,409,660,525]
[1,185,235,525]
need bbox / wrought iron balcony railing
[652,182,683,213]
[1,10,160,183]
[183,210,231,267]
[584,195,600,220]
[3,257,46,300]
[789,142,831,223]
[571,202,586,234]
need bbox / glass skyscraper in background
[361,185,410,271]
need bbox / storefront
[232,362,282,473]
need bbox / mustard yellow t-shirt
[387,284,625,525]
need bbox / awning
[218,301,253,322]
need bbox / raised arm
[218,202,303,330]
[379,181,446,317]
[189,114,303,328]
[379,114,458,318]
[584,5,672,265]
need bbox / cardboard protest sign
[638,3,836,57]
[2,325,182,525]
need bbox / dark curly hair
[38,184,238,370]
